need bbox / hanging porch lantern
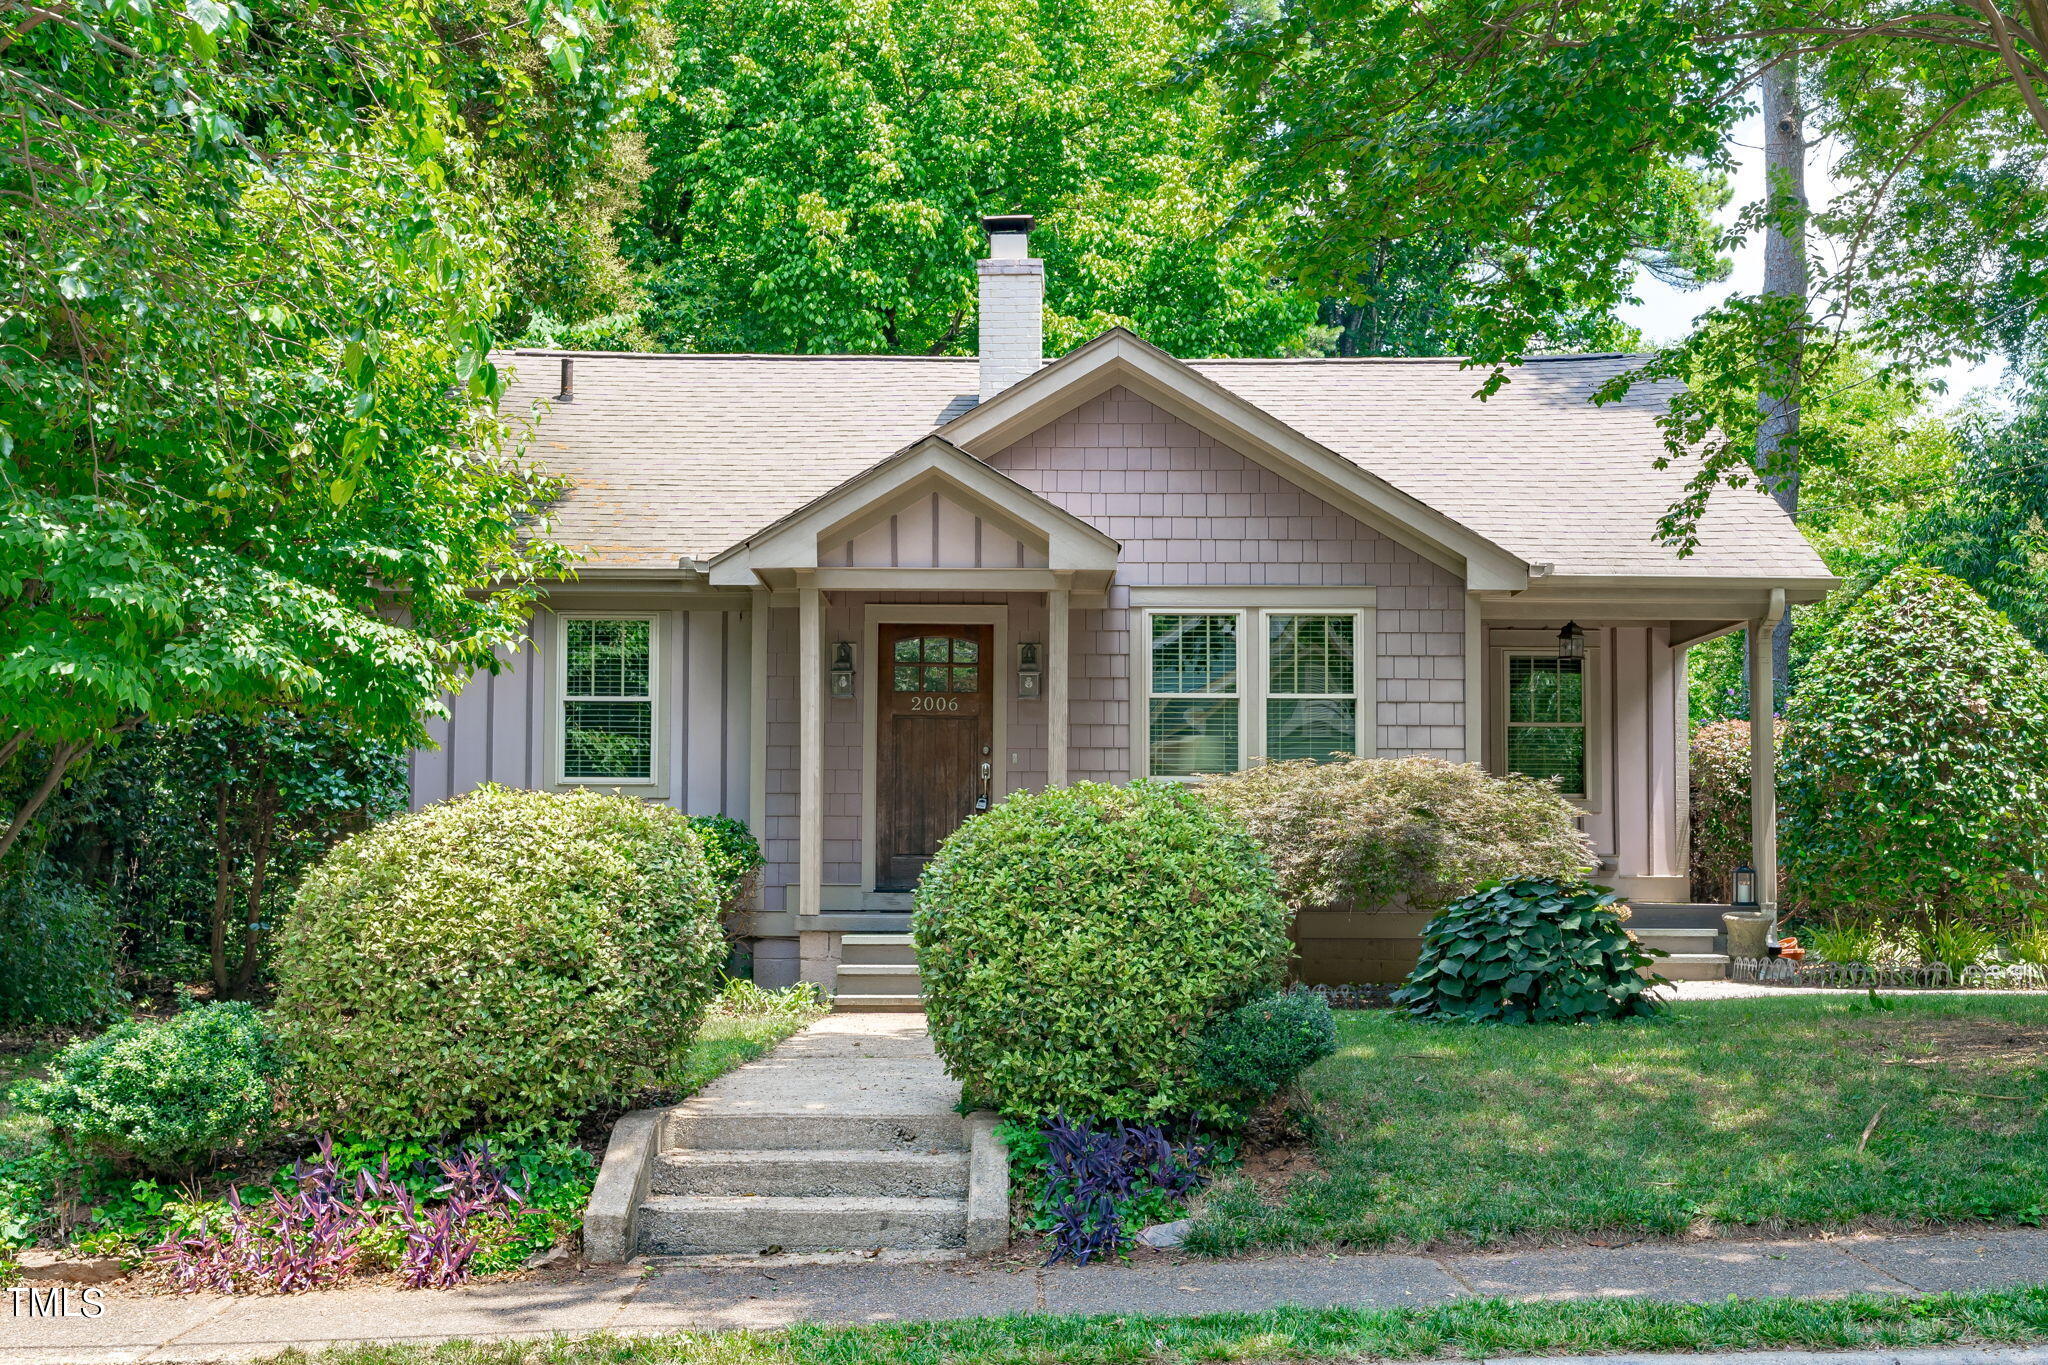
[1556,620,1585,660]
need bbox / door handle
[975,759,992,811]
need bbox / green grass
[1192,993,2048,1255]
[260,1286,2048,1365]
[645,983,831,1105]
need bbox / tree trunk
[1758,54,1809,702]
[230,777,277,998]
[209,782,235,999]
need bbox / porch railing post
[798,579,823,921]
[1746,588,1785,922]
[1048,576,1071,788]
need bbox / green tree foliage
[914,781,1289,1121]
[274,786,727,1140]
[46,716,407,999]
[1915,388,2048,648]
[1781,566,2048,923]
[0,0,657,863]
[0,871,121,1027]
[1197,0,1730,371]
[1199,0,2048,544]
[628,0,1314,356]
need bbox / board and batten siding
[408,601,752,818]
[988,385,1467,773]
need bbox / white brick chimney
[977,214,1044,401]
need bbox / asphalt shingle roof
[500,348,1828,581]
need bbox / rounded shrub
[0,871,122,1027]
[1783,566,2048,922]
[686,814,765,905]
[23,1002,282,1173]
[914,780,1289,1121]
[273,784,726,1140]
[1391,878,1664,1024]
[1197,756,1593,913]
[1194,988,1338,1101]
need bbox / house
[409,215,1835,997]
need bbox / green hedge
[273,785,726,1139]
[0,872,121,1027]
[914,781,1289,1121]
[1783,566,2048,922]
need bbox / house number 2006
[909,695,960,712]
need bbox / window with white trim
[1143,607,1369,778]
[560,616,656,782]
[1504,654,1585,797]
[1147,613,1241,777]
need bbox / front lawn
[1191,993,2048,1254]
[264,1286,2048,1365]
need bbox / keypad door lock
[975,758,993,811]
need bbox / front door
[876,623,994,891]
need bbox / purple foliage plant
[1040,1116,1211,1265]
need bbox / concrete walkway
[8,1228,2047,1363]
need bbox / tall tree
[1198,0,2048,548]
[627,0,1315,357]
[0,0,652,862]
[1757,54,1812,693]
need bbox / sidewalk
[6,1228,2046,1364]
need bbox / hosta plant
[1393,879,1666,1024]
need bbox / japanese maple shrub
[1393,878,1665,1024]
[1197,756,1593,913]
[914,780,1289,1121]
[1782,566,2048,923]
[273,785,726,1139]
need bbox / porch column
[747,586,768,912]
[797,579,823,921]
[1047,576,1071,787]
[1746,589,1785,920]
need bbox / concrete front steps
[834,932,923,1013]
[635,1013,971,1257]
[1629,902,1734,981]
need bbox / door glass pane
[949,666,978,692]
[893,665,919,692]
[1267,614,1353,695]
[1149,697,1239,777]
[1266,698,1357,764]
[1506,726,1585,796]
[1150,614,1237,695]
[922,665,948,692]
[953,638,979,663]
[894,637,920,663]
[923,636,950,662]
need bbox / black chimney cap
[982,214,1035,235]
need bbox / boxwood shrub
[273,785,726,1140]
[913,780,1289,1121]
[22,1002,282,1173]
[1195,988,1338,1101]
[1392,878,1665,1024]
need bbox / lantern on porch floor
[1556,620,1585,660]
[1731,863,1759,907]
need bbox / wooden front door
[876,623,994,891]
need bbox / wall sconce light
[828,641,856,699]
[1731,863,1758,907]
[1556,620,1585,660]
[1016,642,1043,699]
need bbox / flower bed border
[1729,957,2048,990]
